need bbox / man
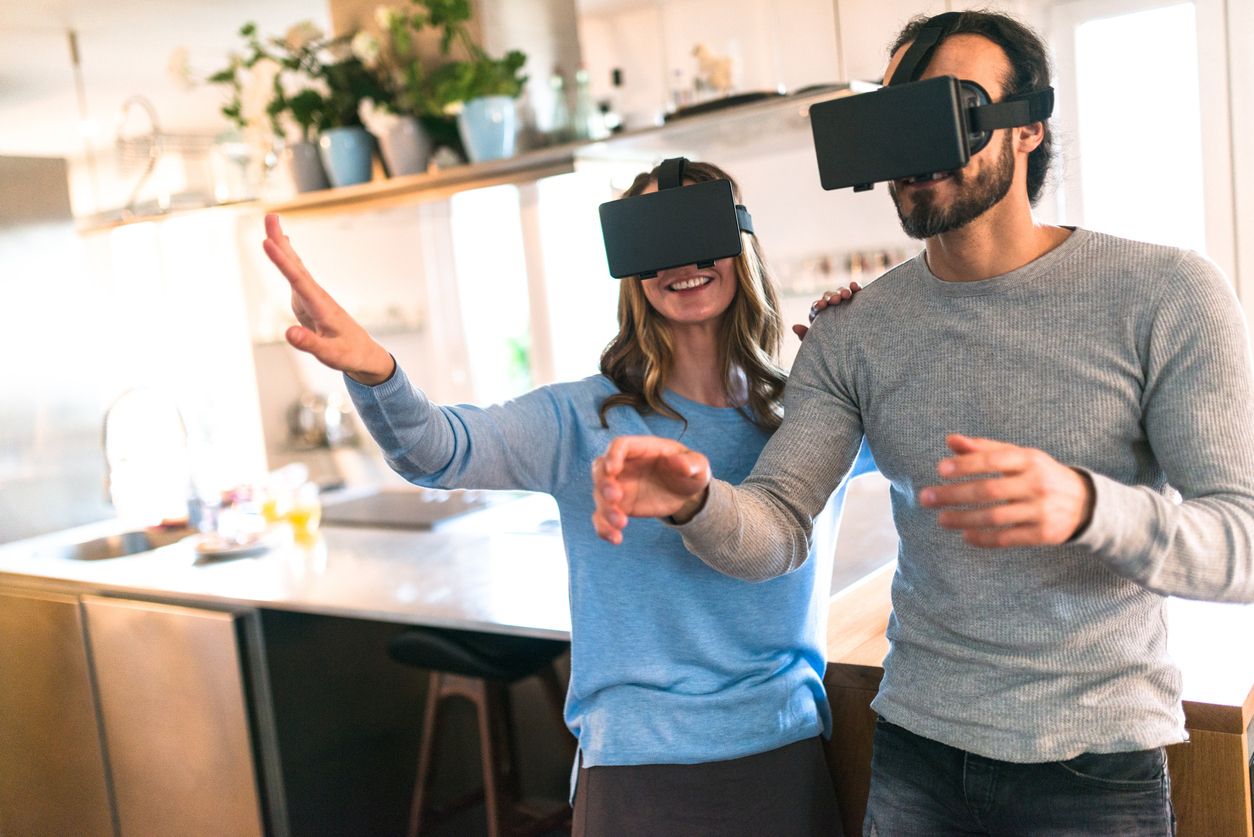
[590,10,1254,835]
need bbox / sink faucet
[102,387,192,523]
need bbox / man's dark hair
[890,11,1054,205]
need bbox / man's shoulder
[1078,228,1215,280]
[806,256,922,340]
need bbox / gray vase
[283,140,330,193]
[378,116,433,176]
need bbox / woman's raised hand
[262,213,395,385]
[791,281,861,340]
[591,436,712,544]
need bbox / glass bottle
[548,69,573,144]
[573,66,607,141]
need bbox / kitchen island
[0,492,575,837]
[4,490,1250,836]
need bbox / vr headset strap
[657,157,686,190]
[888,11,962,85]
[736,205,754,236]
[969,87,1055,130]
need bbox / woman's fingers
[285,324,340,366]
[262,215,341,320]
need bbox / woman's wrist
[346,349,396,387]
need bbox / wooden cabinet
[824,564,1254,836]
[81,596,287,837]
[0,587,287,837]
[0,589,115,837]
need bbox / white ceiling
[0,0,329,158]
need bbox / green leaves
[200,3,527,144]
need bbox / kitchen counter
[0,492,572,640]
[825,562,1254,837]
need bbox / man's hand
[262,213,395,385]
[919,434,1095,547]
[792,282,861,340]
[591,436,712,544]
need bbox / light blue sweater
[346,368,873,767]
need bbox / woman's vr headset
[808,11,1054,192]
[599,157,755,279]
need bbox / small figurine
[692,43,734,96]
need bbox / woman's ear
[1016,120,1046,155]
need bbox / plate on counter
[194,532,277,561]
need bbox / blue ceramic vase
[457,96,517,163]
[318,126,374,187]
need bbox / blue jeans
[863,719,1175,836]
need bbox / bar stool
[388,627,573,837]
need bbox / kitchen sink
[44,531,162,561]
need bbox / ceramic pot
[378,116,433,176]
[282,140,330,193]
[457,95,517,163]
[318,126,374,187]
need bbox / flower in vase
[284,21,324,53]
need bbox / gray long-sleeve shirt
[674,228,1254,761]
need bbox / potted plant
[418,0,528,163]
[206,21,393,191]
[203,22,332,192]
[314,48,391,187]
[351,7,439,176]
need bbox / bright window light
[536,172,622,382]
[450,184,533,403]
[1073,2,1206,252]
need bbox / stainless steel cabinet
[0,589,116,837]
[82,596,287,837]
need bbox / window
[1050,0,1236,274]
[449,185,533,403]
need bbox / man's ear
[1016,121,1046,155]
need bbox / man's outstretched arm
[593,317,865,580]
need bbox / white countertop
[0,493,572,640]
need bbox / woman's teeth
[668,275,712,291]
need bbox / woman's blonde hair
[598,160,787,431]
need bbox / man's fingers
[793,323,809,340]
[590,508,624,545]
[919,475,1033,507]
[659,449,710,487]
[602,436,682,476]
[963,525,1045,549]
[945,433,1018,455]
[936,500,1039,530]
[937,447,1035,478]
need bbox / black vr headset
[598,157,755,279]
[808,11,1054,192]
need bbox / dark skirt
[572,736,842,836]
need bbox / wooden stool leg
[495,682,523,801]
[470,679,505,837]
[408,671,445,837]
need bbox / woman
[262,160,868,835]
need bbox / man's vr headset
[808,11,1054,192]
[599,157,754,280]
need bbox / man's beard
[890,132,1015,240]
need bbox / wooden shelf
[574,82,873,163]
[76,83,875,230]
[263,142,581,216]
